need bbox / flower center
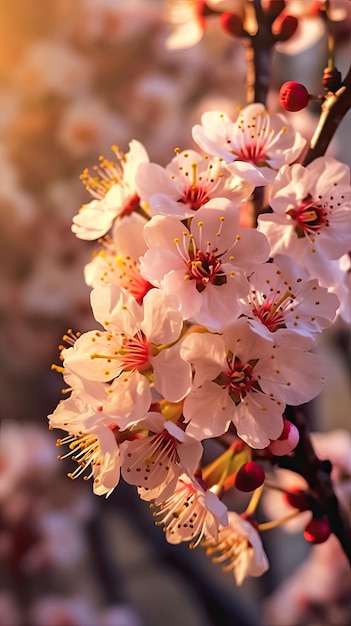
[214,354,258,403]
[181,184,211,211]
[287,194,328,239]
[117,332,151,371]
[250,289,293,332]
[174,218,228,293]
[186,247,226,292]
[233,143,267,165]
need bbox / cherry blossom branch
[275,406,351,565]
[303,61,351,165]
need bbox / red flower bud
[220,12,245,37]
[272,14,299,41]
[279,81,310,112]
[304,517,331,544]
[235,461,265,492]
[322,67,342,93]
[268,418,299,455]
[263,1,286,19]
[283,487,310,512]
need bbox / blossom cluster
[49,101,350,585]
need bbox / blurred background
[0,1,350,624]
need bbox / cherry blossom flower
[202,511,269,585]
[54,423,122,497]
[192,103,306,184]
[239,254,339,349]
[121,412,203,501]
[71,140,149,240]
[258,158,351,275]
[29,595,98,626]
[165,0,208,50]
[49,368,150,430]
[84,213,152,303]
[62,285,192,405]
[136,148,254,219]
[140,198,270,331]
[152,473,228,546]
[181,317,325,447]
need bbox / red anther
[235,461,265,492]
[283,487,310,512]
[279,81,310,112]
[304,517,331,544]
[220,12,245,37]
[272,14,299,41]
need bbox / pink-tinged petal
[183,382,232,439]
[193,280,243,331]
[258,348,325,406]
[163,269,203,319]
[123,139,149,180]
[223,318,274,364]
[224,226,271,268]
[103,184,125,213]
[149,193,194,218]
[205,490,228,527]
[192,201,240,254]
[153,347,192,402]
[72,200,116,240]
[307,157,351,196]
[141,288,183,344]
[140,248,182,285]
[135,162,176,202]
[63,330,122,381]
[90,284,142,332]
[234,392,284,449]
[103,372,151,423]
[180,332,226,387]
[111,213,148,258]
[226,161,274,185]
[143,214,186,250]
[257,213,300,255]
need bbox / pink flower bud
[220,12,245,37]
[235,461,265,492]
[279,81,310,112]
[283,487,310,511]
[304,517,331,544]
[268,418,299,455]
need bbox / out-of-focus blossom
[12,40,91,98]
[29,595,98,626]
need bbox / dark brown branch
[303,66,351,165]
[276,407,351,565]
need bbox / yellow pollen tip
[197,221,204,227]
[174,237,180,244]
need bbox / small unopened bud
[283,487,310,512]
[279,81,310,112]
[235,461,265,492]
[263,0,286,19]
[220,12,245,37]
[268,418,299,455]
[304,517,331,544]
[322,67,342,93]
[272,14,299,41]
